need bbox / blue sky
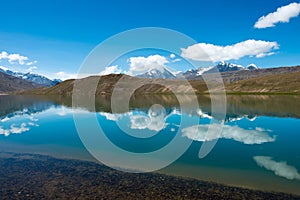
[0,0,300,79]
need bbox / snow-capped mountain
[207,61,244,73]
[136,67,176,79]
[181,61,260,79]
[246,64,259,70]
[134,61,259,80]
[0,66,61,86]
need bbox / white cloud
[0,123,30,136]
[172,58,182,63]
[254,156,300,180]
[170,53,176,59]
[256,52,275,58]
[254,2,300,29]
[27,66,38,72]
[181,40,279,62]
[0,51,29,65]
[26,60,37,66]
[127,54,169,75]
[99,65,122,76]
[55,71,108,81]
[55,71,78,81]
[182,124,276,145]
[169,53,181,62]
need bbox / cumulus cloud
[182,124,276,144]
[254,2,300,29]
[254,156,300,180]
[56,65,121,81]
[0,123,30,136]
[181,40,279,62]
[169,53,181,62]
[127,54,169,75]
[27,66,38,72]
[26,60,37,66]
[55,71,78,81]
[172,58,182,63]
[99,65,122,76]
[0,51,29,65]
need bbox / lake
[0,95,300,195]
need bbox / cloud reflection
[0,123,30,136]
[98,108,181,132]
[182,124,276,144]
[0,109,40,137]
[254,156,300,180]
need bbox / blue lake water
[0,95,300,194]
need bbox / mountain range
[136,61,259,79]
[136,68,176,79]
[15,64,300,95]
[0,72,40,93]
[0,66,61,87]
[2,62,300,94]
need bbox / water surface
[0,95,299,194]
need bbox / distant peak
[0,66,9,71]
[247,63,259,70]
[218,61,227,65]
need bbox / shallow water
[0,95,300,194]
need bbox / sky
[0,0,300,80]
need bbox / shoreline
[0,152,299,199]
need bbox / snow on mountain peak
[197,67,214,75]
[136,67,176,79]
[0,67,61,86]
[247,64,259,70]
[0,66,9,71]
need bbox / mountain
[207,61,245,73]
[16,65,300,95]
[246,64,259,70]
[136,68,176,79]
[226,69,300,93]
[135,61,251,80]
[0,71,41,93]
[179,67,214,79]
[19,72,61,86]
[0,67,61,86]
[180,61,259,80]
